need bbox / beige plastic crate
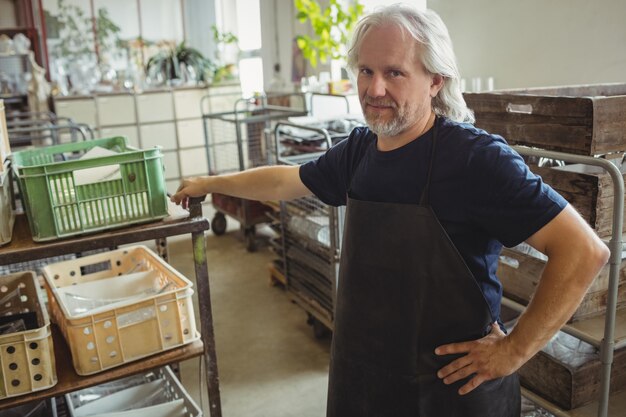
[0,167,15,246]
[0,271,57,399]
[42,245,199,375]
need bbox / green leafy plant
[48,0,123,62]
[51,0,94,60]
[210,25,239,82]
[294,0,364,68]
[211,25,238,49]
[95,8,124,58]
[146,41,214,82]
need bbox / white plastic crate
[42,245,199,375]
[66,366,202,417]
[0,271,57,399]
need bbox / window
[42,0,184,84]
[234,0,263,97]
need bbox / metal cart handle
[6,116,76,129]
[5,110,58,121]
[273,122,333,165]
[8,123,94,145]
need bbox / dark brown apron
[327,118,521,417]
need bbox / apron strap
[419,114,439,207]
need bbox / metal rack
[200,94,307,251]
[280,190,344,335]
[272,122,345,336]
[509,146,625,417]
[0,198,223,417]
[6,111,93,149]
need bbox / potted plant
[145,41,215,85]
[294,0,364,68]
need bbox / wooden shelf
[0,325,204,411]
[0,213,209,264]
[522,387,626,417]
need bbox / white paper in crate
[59,270,173,319]
[78,400,185,417]
[73,146,122,186]
[72,380,186,417]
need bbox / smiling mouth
[365,99,396,108]
[366,104,394,113]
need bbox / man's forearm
[199,165,310,201]
[506,232,609,362]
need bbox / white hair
[347,4,474,123]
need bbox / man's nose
[367,74,386,97]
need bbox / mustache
[363,96,397,108]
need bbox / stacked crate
[0,271,57,399]
[0,110,205,414]
[465,83,626,410]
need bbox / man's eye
[390,70,402,77]
[360,68,372,75]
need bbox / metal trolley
[272,122,347,337]
[200,94,307,251]
[6,111,94,149]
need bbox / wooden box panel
[519,338,626,410]
[464,83,626,155]
[529,162,625,237]
[497,246,626,322]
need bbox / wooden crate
[497,246,626,322]
[519,337,626,410]
[528,162,625,237]
[464,83,626,155]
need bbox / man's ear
[430,74,444,97]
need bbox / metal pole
[513,146,623,417]
[188,196,222,417]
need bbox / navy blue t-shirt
[299,117,568,322]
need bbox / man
[172,4,609,416]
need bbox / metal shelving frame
[510,146,624,417]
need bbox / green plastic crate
[11,136,169,241]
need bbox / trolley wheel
[244,226,257,252]
[211,213,227,236]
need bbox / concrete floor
[165,213,331,417]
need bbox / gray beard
[365,109,411,137]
